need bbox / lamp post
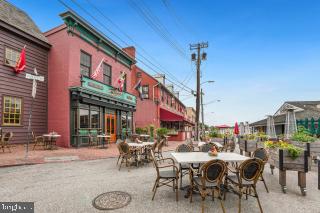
[200,80,215,140]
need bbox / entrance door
[105,114,116,142]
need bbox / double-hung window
[142,85,149,99]
[80,51,91,77]
[103,63,112,85]
[4,47,20,67]
[2,96,22,126]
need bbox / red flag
[15,46,26,73]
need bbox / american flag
[117,71,126,92]
[91,58,105,79]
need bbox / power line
[57,0,194,94]
[83,0,193,92]
[127,0,188,60]
[161,0,198,39]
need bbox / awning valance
[160,108,184,122]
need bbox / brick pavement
[0,141,181,167]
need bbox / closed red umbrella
[234,122,239,135]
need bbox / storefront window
[121,111,127,129]
[80,109,89,128]
[91,110,100,128]
[127,112,132,131]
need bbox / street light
[204,99,221,106]
[200,80,215,86]
[200,80,215,139]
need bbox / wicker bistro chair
[154,139,165,161]
[32,132,45,150]
[143,141,158,162]
[150,150,180,201]
[117,142,139,171]
[199,143,218,152]
[252,148,269,193]
[189,159,227,213]
[225,158,264,213]
[1,132,13,153]
[175,144,193,189]
[116,139,124,165]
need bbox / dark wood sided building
[0,0,50,144]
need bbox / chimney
[122,46,136,59]
[166,84,174,93]
[154,74,166,85]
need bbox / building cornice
[60,11,136,68]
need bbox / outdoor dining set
[0,129,61,152]
[147,139,269,213]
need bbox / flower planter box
[290,141,320,160]
[267,148,310,195]
[239,139,257,156]
[256,141,265,149]
[211,137,224,143]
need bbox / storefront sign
[82,76,136,104]
[88,82,103,90]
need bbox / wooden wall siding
[0,27,49,144]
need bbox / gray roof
[251,101,320,126]
[0,0,48,43]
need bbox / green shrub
[136,127,148,135]
[156,128,169,139]
[149,125,155,140]
[291,126,316,142]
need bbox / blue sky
[9,0,320,126]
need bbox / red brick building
[45,11,136,147]
[131,52,194,141]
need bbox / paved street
[0,151,319,213]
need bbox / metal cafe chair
[150,150,179,201]
[175,143,193,189]
[252,148,269,193]
[225,158,264,213]
[32,131,45,150]
[1,132,13,153]
[189,159,227,213]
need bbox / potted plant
[149,125,155,142]
[156,128,169,140]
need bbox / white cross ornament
[25,68,44,98]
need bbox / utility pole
[190,42,208,141]
[201,88,205,138]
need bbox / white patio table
[128,142,154,148]
[196,141,223,149]
[171,152,249,164]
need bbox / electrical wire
[58,0,194,94]
[84,0,194,92]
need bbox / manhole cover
[92,191,131,210]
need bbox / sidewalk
[0,141,181,167]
